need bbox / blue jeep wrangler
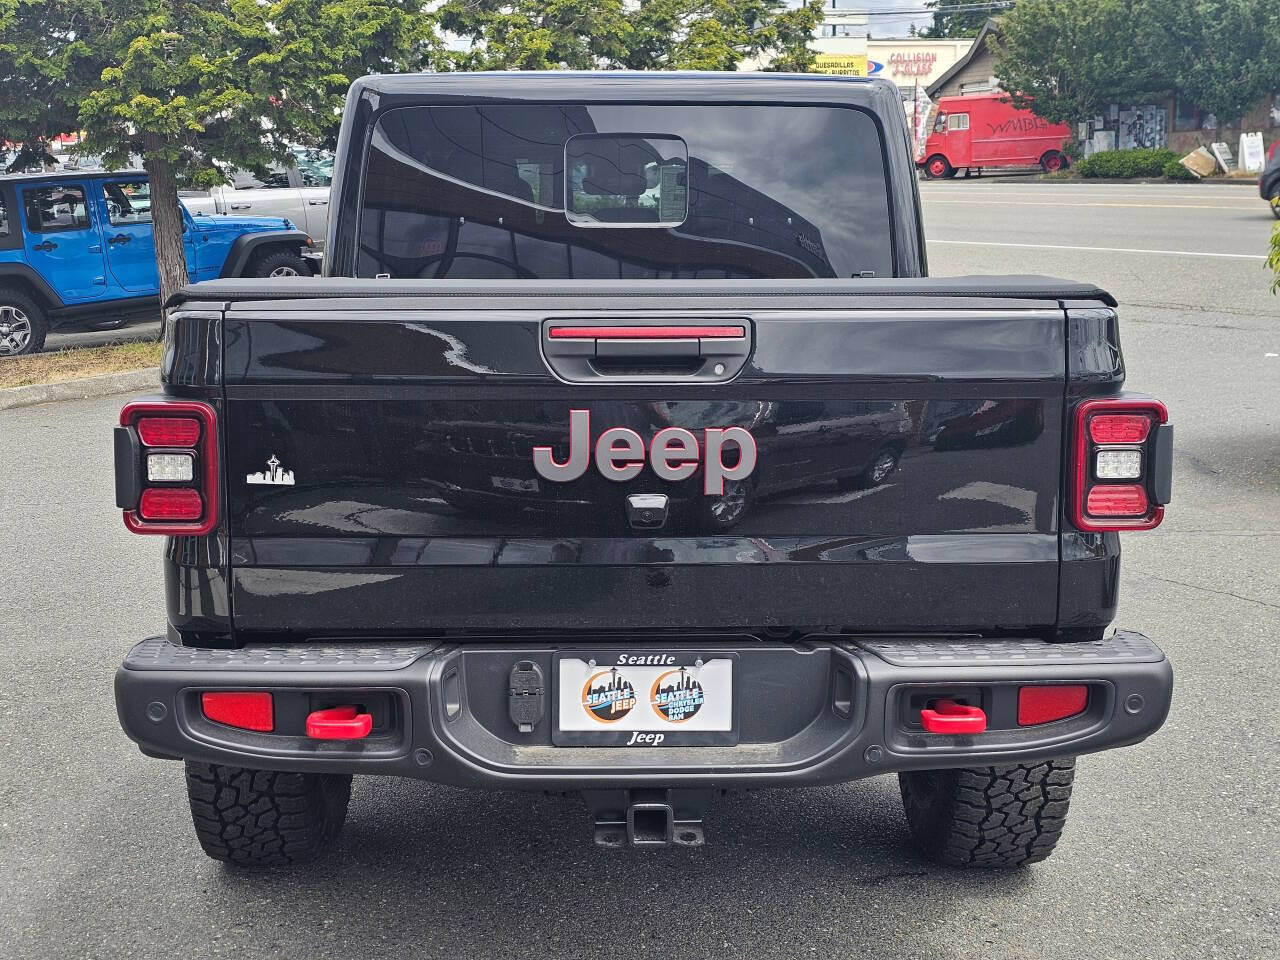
[0,170,312,356]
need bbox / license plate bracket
[552,650,739,747]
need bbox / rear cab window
[359,103,894,280]
[22,184,91,232]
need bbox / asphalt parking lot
[2,179,1277,959]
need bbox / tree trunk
[142,148,190,337]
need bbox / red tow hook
[920,699,987,734]
[306,705,373,740]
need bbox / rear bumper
[115,632,1172,790]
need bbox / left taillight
[1070,397,1172,532]
[116,399,218,535]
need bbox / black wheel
[248,247,311,278]
[1040,150,1068,173]
[899,758,1076,868]
[694,477,752,531]
[923,154,954,180]
[0,286,48,356]
[838,446,900,491]
[185,762,351,867]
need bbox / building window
[947,113,970,131]
[1174,93,1198,132]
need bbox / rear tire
[0,286,48,356]
[1268,190,1280,219]
[923,154,954,180]
[899,758,1076,868]
[248,248,311,278]
[185,761,351,867]
[1040,150,1068,173]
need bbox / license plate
[490,475,539,493]
[553,651,737,746]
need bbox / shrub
[1162,158,1197,180]
[1076,148,1181,179]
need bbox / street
[2,179,1277,959]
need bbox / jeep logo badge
[532,410,757,494]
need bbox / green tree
[919,1,995,38]
[992,0,1176,125]
[3,0,427,307]
[434,0,820,72]
[1169,0,1280,128]
[0,0,104,170]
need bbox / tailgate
[219,282,1073,637]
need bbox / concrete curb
[0,366,160,412]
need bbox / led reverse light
[1094,448,1142,480]
[146,453,195,482]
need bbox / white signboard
[1211,141,1236,173]
[1239,132,1266,173]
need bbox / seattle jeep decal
[532,409,757,494]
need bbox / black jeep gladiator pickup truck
[113,72,1174,868]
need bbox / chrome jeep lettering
[595,427,645,482]
[532,408,591,481]
[704,427,758,495]
[650,427,699,481]
[532,410,757,492]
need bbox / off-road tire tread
[185,761,351,867]
[248,248,311,278]
[899,758,1076,868]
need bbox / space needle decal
[246,454,295,486]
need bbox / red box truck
[918,92,1073,179]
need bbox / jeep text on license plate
[553,651,737,746]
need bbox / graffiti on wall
[1118,105,1168,150]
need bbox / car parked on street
[182,148,332,247]
[0,170,312,356]
[919,92,1073,178]
[1261,140,1280,219]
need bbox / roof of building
[925,19,1001,99]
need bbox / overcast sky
[814,0,933,37]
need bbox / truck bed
[163,276,1123,643]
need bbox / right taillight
[1070,397,1171,532]
[116,399,219,535]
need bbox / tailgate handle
[543,322,751,383]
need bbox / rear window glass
[0,194,8,236]
[360,103,893,280]
[23,184,90,232]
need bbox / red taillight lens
[201,692,274,732]
[120,400,218,535]
[1071,398,1168,532]
[1088,414,1152,444]
[1085,484,1149,517]
[139,487,203,521]
[1018,685,1089,726]
[136,416,201,447]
